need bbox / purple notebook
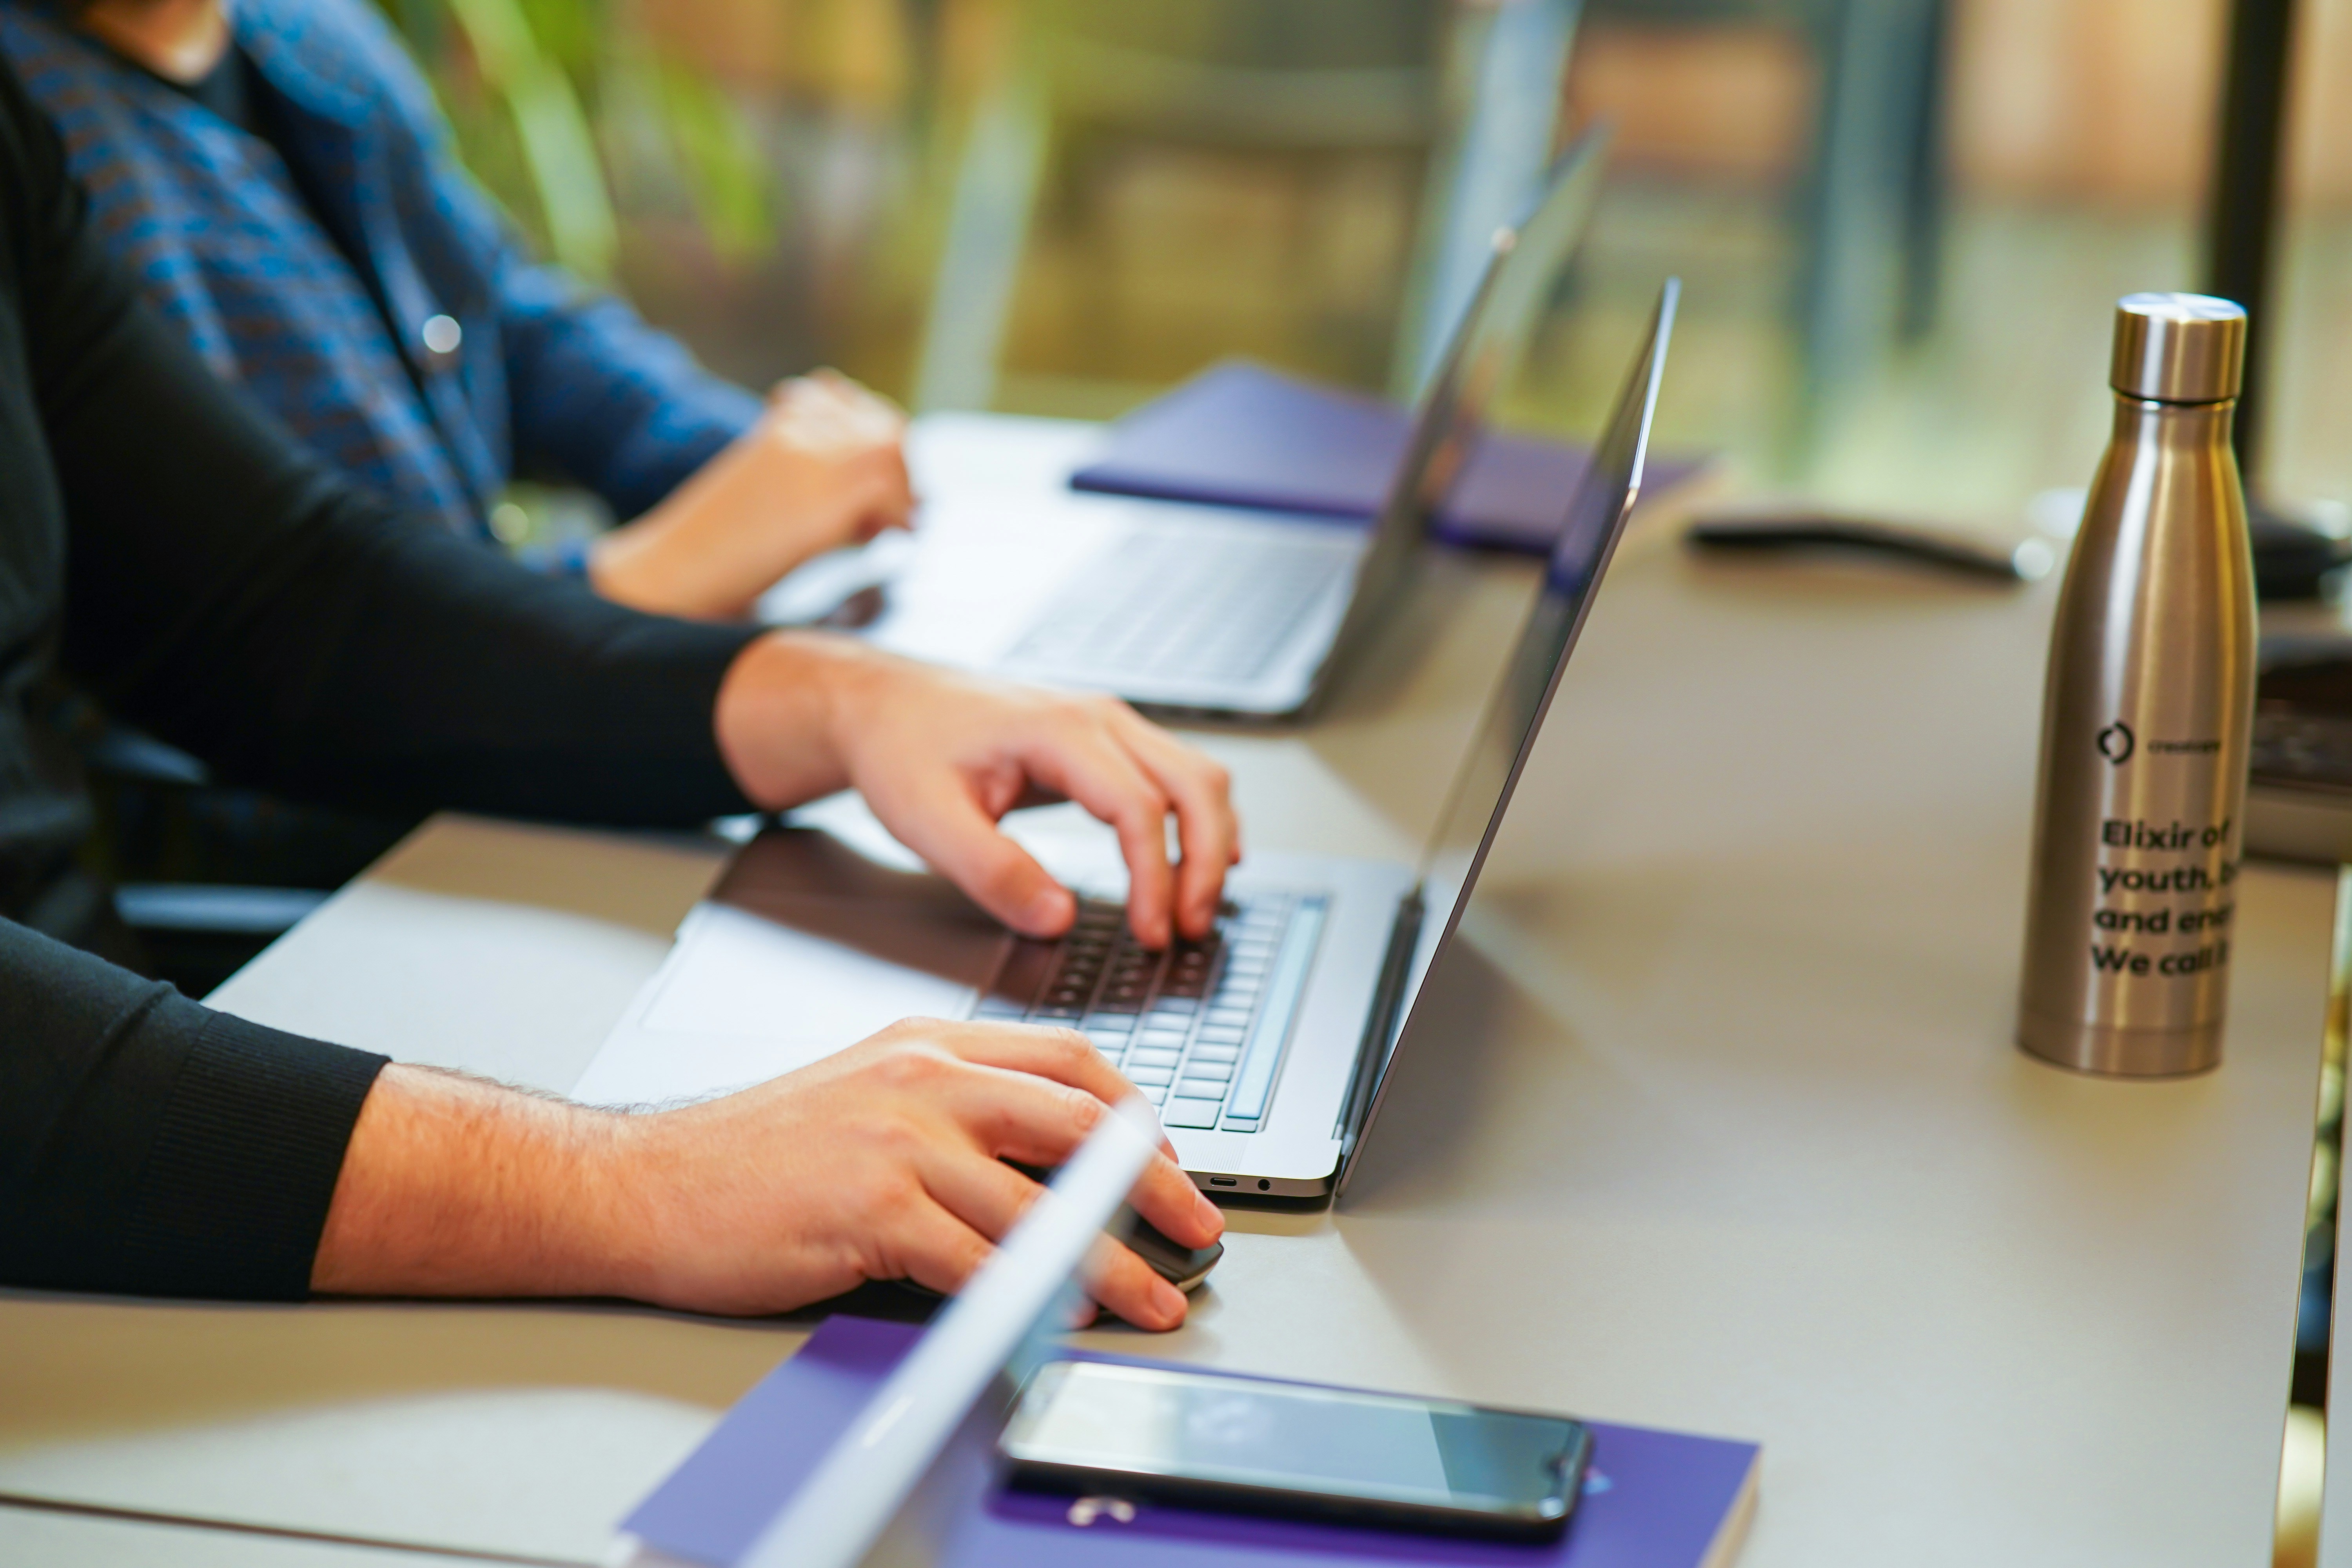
[1066,362,1707,556]
[618,1317,1759,1568]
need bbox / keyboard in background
[1005,533,1351,684]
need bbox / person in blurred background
[0,0,911,624]
[4,0,919,901]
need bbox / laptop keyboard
[1004,532,1352,685]
[971,893,1329,1132]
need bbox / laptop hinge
[1332,887,1425,1156]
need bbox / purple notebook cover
[1066,362,1707,555]
[621,1317,1759,1568]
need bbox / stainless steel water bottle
[2016,293,2255,1076]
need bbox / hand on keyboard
[715,635,1241,946]
[977,895,1319,1132]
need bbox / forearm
[587,418,803,619]
[22,111,759,825]
[501,272,760,518]
[60,385,761,823]
[311,1065,643,1299]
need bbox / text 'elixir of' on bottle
[2016,293,2254,1077]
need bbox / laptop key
[980,939,1057,1014]
[1161,1097,1223,1130]
[969,892,1302,1137]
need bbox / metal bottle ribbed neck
[2109,292,2245,403]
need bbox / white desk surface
[0,416,2332,1567]
[0,1504,469,1568]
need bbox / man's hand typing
[713,632,1240,947]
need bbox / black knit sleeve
[16,54,762,825]
[0,918,387,1299]
[0,58,756,1301]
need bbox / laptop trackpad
[641,897,999,1046]
[574,827,1017,1106]
[641,835,1012,1092]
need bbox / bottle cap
[2110,292,2245,403]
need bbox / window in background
[385,0,2345,554]
[949,0,1449,417]
[1517,0,2235,530]
[2270,0,2352,521]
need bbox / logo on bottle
[2096,720,2135,764]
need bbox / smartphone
[999,1360,1591,1539]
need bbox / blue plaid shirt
[0,0,761,543]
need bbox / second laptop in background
[839,128,1609,721]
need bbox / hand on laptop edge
[714,631,1240,947]
[310,1020,1223,1328]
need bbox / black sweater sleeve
[24,71,762,823]
[0,60,763,1300]
[0,918,387,1299]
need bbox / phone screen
[1002,1361,1585,1524]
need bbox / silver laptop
[575,281,1677,1198]
[844,129,1611,722]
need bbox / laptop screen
[1317,129,1610,679]
[1344,280,1679,1169]
[1391,126,1613,535]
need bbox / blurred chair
[78,719,404,996]
[911,0,1580,414]
[116,882,329,998]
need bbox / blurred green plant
[376,0,778,280]
[648,56,775,264]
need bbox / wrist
[712,629,900,808]
[571,1110,670,1301]
[313,1065,644,1300]
[587,521,699,618]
